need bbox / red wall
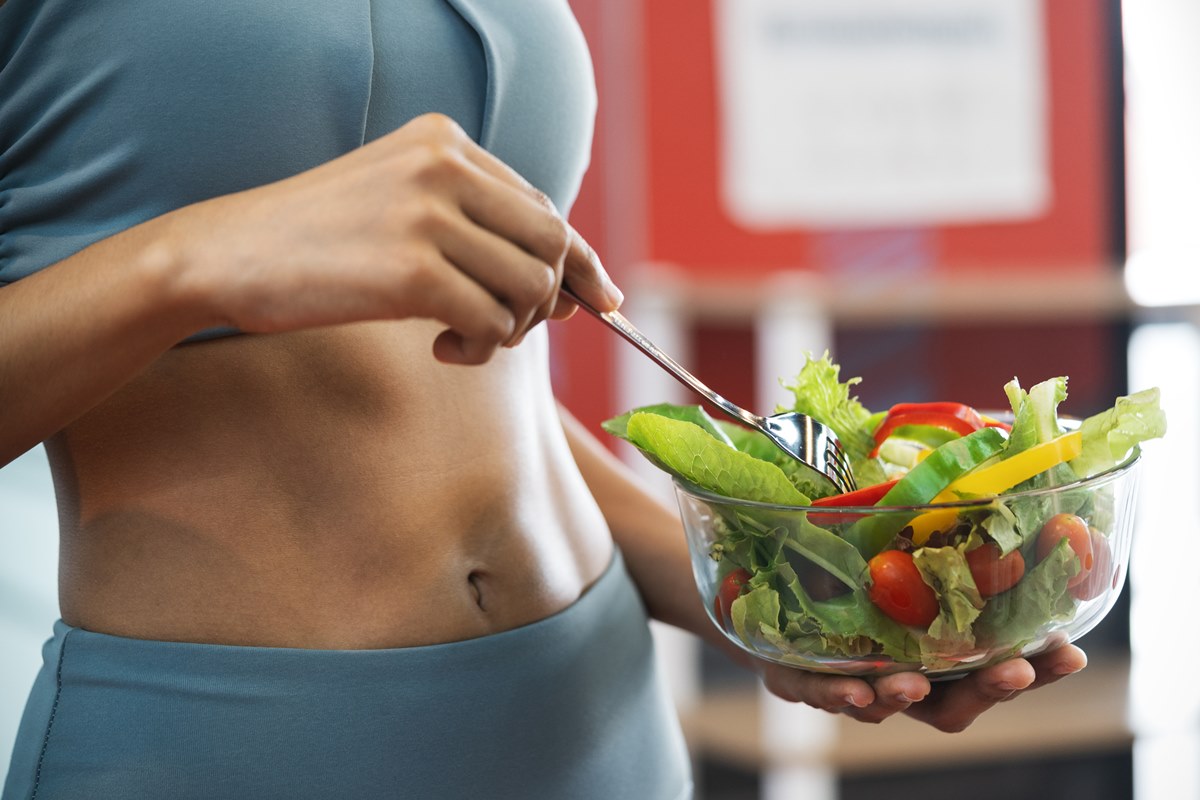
[556,1,1123,439]
[641,0,1114,276]
[550,0,617,434]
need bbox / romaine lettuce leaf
[620,412,812,505]
[716,421,842,499]
[603,403,733,446]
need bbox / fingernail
[605,285,624,307]
[843,694,869,709]
[995,682,1020,693]
[1053,663,1083,676]
[601,274,624,307]
[894,692,922,704]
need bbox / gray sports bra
[0,0,597,337]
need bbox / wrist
[139,205,232,337]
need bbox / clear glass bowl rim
[672,439,1141,514]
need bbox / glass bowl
[674,448,1141,679]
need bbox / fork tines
[826,441,857,495]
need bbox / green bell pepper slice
[843,427,1008,558]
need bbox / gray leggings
[2,550,693,800]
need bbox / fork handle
[561,286,762,429]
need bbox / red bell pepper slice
[808,478,902,525]
[870,402,985,458]
[885,402,982,418]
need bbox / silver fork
[562,288,857,496]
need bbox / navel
[467,571,486,611]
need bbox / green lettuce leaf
[731,582,784,648]
[1004,376,1067,456]
[717,421,841,499]
[1070,387,1167,478]
[978,503,1025,555]
[781,514,871,590]
[780,353,888,487]
[781,592,919,663]
[780,353,877,462]
[914,545,984,664]
[603,403,733,446]
[975,538,1079,650]
[726,559,921,665]
[621,412,811,505]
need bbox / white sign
[714,0,1050,227]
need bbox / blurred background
[2,0,1198,797]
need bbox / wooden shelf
[679,654,1134,776]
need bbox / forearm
[557,403,756,668]
[0,211,217,466]
[1,114,626,467]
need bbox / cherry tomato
[964,542,1025,597]
[867,550,939,628]
[714,568,752,626]
[1037,513,1094,588]
[1070,528,1114,601]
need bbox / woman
[0,1,1085,797]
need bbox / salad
[604,353,1167,673]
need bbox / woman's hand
[757,644,1087,731]
[184,113,620,364]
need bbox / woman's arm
[0,212,216,466]
[558,403,1088,729]
[555,401,754,663]
[0,114,620,467]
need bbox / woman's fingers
[431,329,501,366]
[760,665,877,713]
[448,141,571,331]
[451,136,622,323]
[844,672,931,724]
[396,250,518,364]
[901,659,1036,732]
[430,207,559,343]
[762,664,935,724]
[760,644,1087,732]
[1024,643,1089,690]
[901,646,1085,733]
[452,173,621,340]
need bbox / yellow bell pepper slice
[908,508,960,545]
[948,430,1083,497]
[907,430,1083,543]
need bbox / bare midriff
[47,321,614,649]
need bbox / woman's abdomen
[48,322,613,649]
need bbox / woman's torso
[2,0,611,648]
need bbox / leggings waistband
[3,550,693,800]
